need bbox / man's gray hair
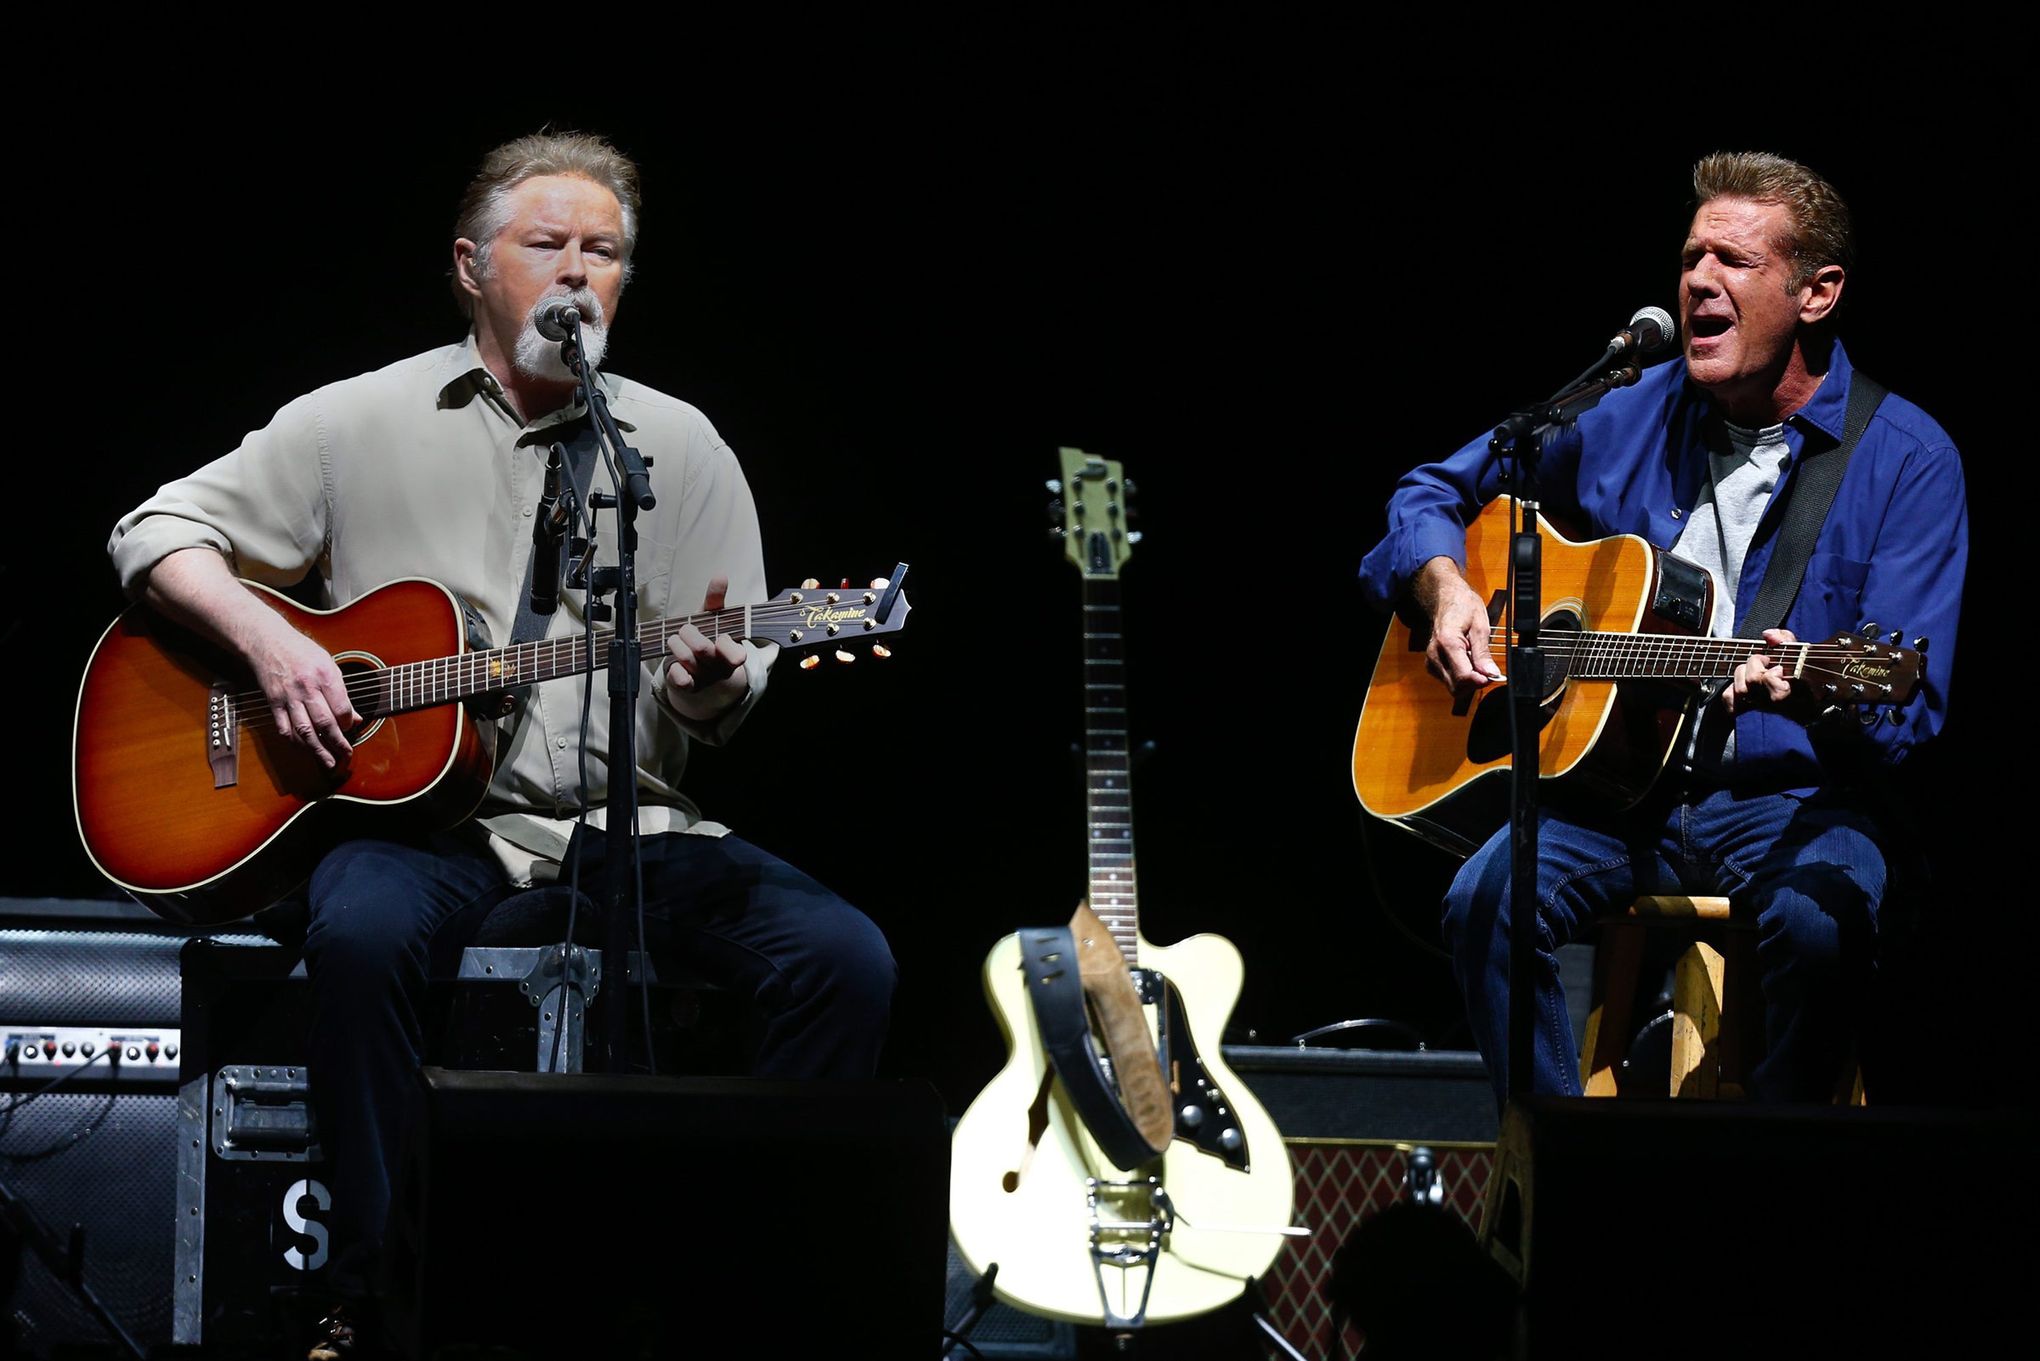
[452,131,642,316]
[1692,151,1853,292]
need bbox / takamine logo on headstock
[1049,445,1141,579]
[786,562,911,670]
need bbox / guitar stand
[939,1261,999,1359]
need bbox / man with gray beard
[108,132,895,1360]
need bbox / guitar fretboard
[348,591,884,718]
[1082,576,1139,964]
[1547,631,1806,681]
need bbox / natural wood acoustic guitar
[1351,498,1923,856]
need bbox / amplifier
[0,900,264,1359]
[1223,1046,1499,1359]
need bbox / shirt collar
[434,330,638,441]
[1784,332,1852,445]
[1680,333,1856,448]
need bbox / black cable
[0,1047,114,1121]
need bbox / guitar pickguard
[1132,968,1249,1171]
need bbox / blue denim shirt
[1357,338,1967,794]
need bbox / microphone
[534,298,583,343]
[1607,305,1675,358]
[530,443,571,616]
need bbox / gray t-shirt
[1672,417,1791,765]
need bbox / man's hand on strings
[663,573,750,722]
[1722,628,1797,714]
[253,622,358,771]
[1414,557,1504,699]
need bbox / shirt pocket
[1793,551,1872,639]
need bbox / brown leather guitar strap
[1019,906,1173,1170]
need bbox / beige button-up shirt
[109,334,774,876]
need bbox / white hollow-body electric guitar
[947,449,1296,1328]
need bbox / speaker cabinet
[388,1068,950,1357]
[1483,1097,2036,1356]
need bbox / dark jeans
[1441,784,1884,1109]
[298,827,896,1294]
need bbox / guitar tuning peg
[1912,636,1929,652]
[1861,620,1881,639]
[1046,478,1063,494]
[1123,477,1137,496]
[799,655,820,670]
[1889,630,1902,645]
[870,577,891,590]
[1049,526,1067,539]
[872,645,892,659]
[1819,704,1846,723]
[1886,709,1903,727]
[1126,530,1144,544]
[801,578,820,590]
[1047,497,1065,522]
[834,649,856,664]
[1858,708,1879,726]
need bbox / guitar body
[73,579,493,924]
[948,925,1293,1325]
[1352,498,1711,857]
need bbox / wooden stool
[1577,895,1864,1103]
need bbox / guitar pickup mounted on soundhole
[207,682,238,789]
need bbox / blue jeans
[1441,784,1884,1109]
[299,827,896,1294]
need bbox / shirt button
[556,737,568,749]
[523,505,534,517]
[1671,508,1683,520]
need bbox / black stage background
[18,54,2026,1114]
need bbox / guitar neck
[1549,630,1811,682]
[361,602,779,718]
[1082,575,1140,963]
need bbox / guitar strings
[220,601,838,727]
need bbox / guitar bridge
[207,682,238,789]
[1087,1176,1171,1328]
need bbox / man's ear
[1799,264,1844,325]
[453,239,484,298]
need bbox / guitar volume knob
[1178,1105,1205,1129]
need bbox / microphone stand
[1488,358,1642,1103]
[554,309,658,1075]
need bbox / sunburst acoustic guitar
[74,569,911,924]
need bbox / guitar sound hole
[1462,609,1584,765]
[335,659,385,741]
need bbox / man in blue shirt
[1358,152,1966,1106]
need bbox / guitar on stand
[947,449,1297,1337]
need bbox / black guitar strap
[1020,924,1164,1171]
[510,422,604,647]
[1741,371,1887,637]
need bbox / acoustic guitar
[73,571,910,924]
[947,449,1294,1329]
[1351,497,1923,855]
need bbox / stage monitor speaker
[1486,1097,2037,1357]
[388,1068,950,1358]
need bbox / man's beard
[512,291,610,383]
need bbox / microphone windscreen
[1629,306,1676,355]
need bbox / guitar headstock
[761,563,912,670]
[1050,446,1138,579]
[1797,625,1925,723]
